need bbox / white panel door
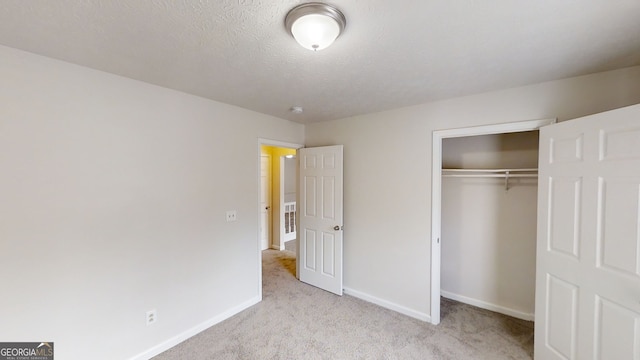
[260,154,271,250]
[535,104,640,360]
[298,145,344,295]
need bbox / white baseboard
[130,296,261,360]
[440,290,534,321]
[343,287,431,322]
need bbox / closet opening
[430,119,555,325]
[441,131,538,322]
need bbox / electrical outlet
[226,210,237,222]
[146,309,157,326]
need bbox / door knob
[334,225,342,231]
[265,206,270,210]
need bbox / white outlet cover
[146,309,157,326]
[226,210,237,222]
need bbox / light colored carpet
[284,240,296,253]
[153,249,533,359]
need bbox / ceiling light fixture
[285,2,346,51]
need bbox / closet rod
[442,174,537,178]
[442,168,538,190]
[441,168,537,173]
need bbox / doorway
[260,144,298,251]
[430,118,555,325]
[257,139,303,299]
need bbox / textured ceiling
[1,0,640,123]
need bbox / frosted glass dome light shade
[291,14,340,51]
[285,3,346,51]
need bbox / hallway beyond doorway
[284,240,296,253]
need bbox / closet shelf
[442,168,538,190]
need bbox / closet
[440,131,539,320]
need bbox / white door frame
[257,139,303,300]
[430,118,555,325]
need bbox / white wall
[304,66,640,320]
[0,45,304,360]
[441,132,538,319]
